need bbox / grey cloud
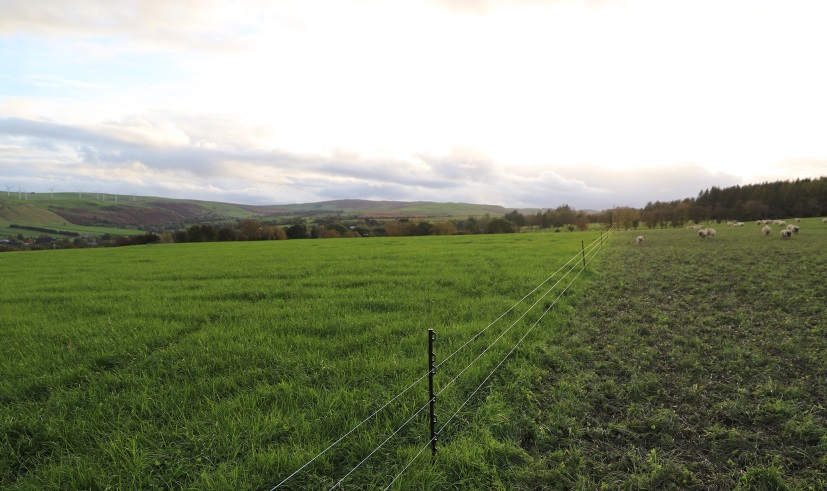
[417,151,499,182]
[0,116,750,211]
[555,163,742,209]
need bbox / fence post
[581,240,586,269]
[428,329,438,459]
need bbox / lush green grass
[4,218,825,489]
[1,231,604,489]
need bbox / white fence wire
[271,229,614,490]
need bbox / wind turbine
[48,186,55,199]
[3,184,11,196]
[75,187,83,199]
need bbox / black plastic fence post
[581,240,586,269]
[428,329,437,459]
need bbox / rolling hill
[0,194,518,237]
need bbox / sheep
[636,235,645,245]
[823,218,827,223]
[698,229,708,238]
[762,225,772,236]
[787,224,800,234]
[780,229,792,239]
[706,228,717,238]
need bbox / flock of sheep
[635,217,822,245]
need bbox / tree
[574,215,590,231]
[286,223,309,239]
[239,220,264,240]
[556,205,575,227]
[504,210,526,228]
[431,222,457,235]
[216,227,237,241]
[486,217,515,234]
[611,207,639,230]
[413,221,433,236]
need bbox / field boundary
[271,229,615,490]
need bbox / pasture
[527,218,827,489]
[2,219,825,489]
[1,231,605,489]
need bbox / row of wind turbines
[3,185,138,202]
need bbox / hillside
[0,194,516,237]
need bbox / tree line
[0,205,598,252]
[608,177,827,230]
[5,177,821,250]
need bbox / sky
[1,0,826,211]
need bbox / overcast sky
[1,0,825,210]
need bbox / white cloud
[1,0,826,209]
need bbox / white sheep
[636,235,645,245]
[698,229,708,238]
[780,229,792,239]
[762,225,772,236]
[787,224,800,234]
[706,228,717,238]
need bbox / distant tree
[413,221,433,236]
[672,201,691,227]
[239,220,264,240]
[611,207,639,230]
[327,223,349,236]
[187,224,216,242]
[431,221,457,235]
[504,210,526,227]
[574,215,590,231]
[216,227,237,241]
[486,217,515,234]
[286,223,309,239]
[556,205,575,227]
[272,226,287,240]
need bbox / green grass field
[3,220,825,489]
[1,231,606,489]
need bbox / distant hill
[0,194,519,236]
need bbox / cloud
[554,163,742,208]
[425,0,615,15]
[0,115,624,209]
[0,0,262,53]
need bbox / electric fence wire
[383,229,613,489]
[435,231,606,371]
[434,238,592,400]
[437,230,608,439]
[271,230,613,490]
[329,398,433,490]
[268,371,431,490]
